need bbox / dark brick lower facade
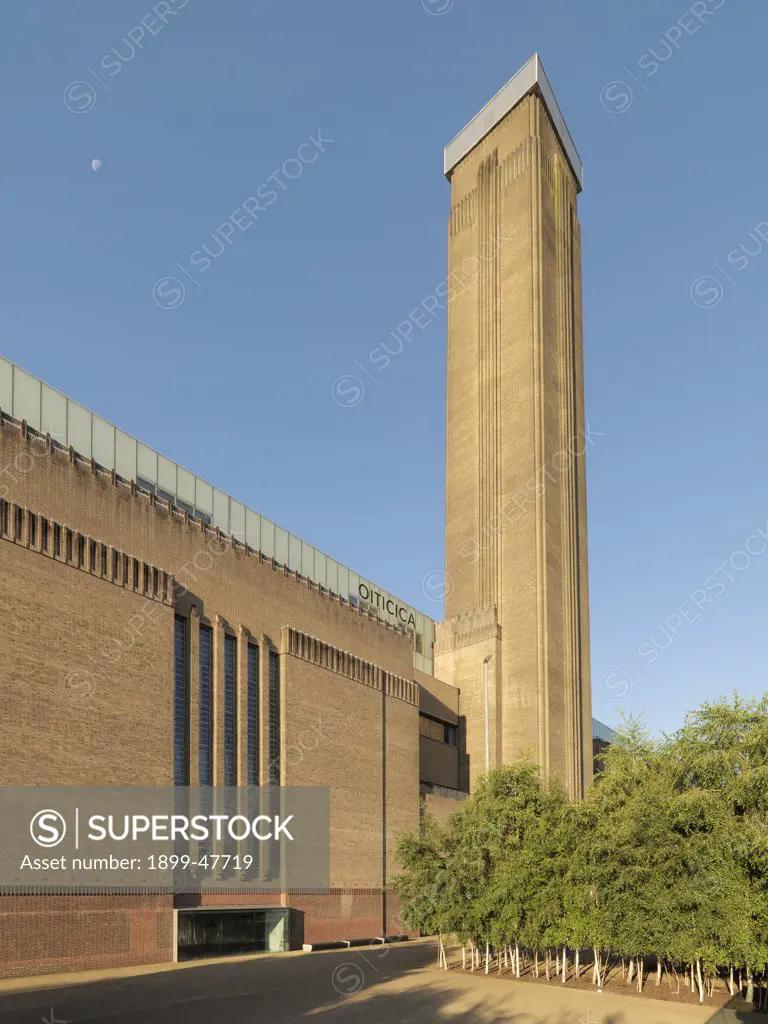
[0,892,407,978]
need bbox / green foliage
[393,694,768,998]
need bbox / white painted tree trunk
[485,943,489,975]
[462,945,466,971]
[562,947,567,983]
[627,958,635,986]
[534,949,539,978]
[695,959,704,1004]
[515,942,521,978]
[575,949,580,980]
[728,966,734,996]
[656,958,662,985]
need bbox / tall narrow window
[14,507,24,541]
[53,523,61,557]
[268,650,280,785]
[247,644,260,786]
[41,518,49,552]
[28,513,37,548]
[198,625,213,787]
[0,499,7,535]
[224,634,237,786]
[101,544,107,575]
[112,549,119,579]
[89,539,97,571]
[77,534,85,566]
[174,616,189,787]
[66,529,73,562]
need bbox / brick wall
[0,421,424,974]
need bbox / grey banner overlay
[0,787,330,893]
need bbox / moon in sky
[91,159,102,172]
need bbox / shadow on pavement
[0,943,434,1023]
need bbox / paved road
[0,944,760,1023]
[0,943,433,1024]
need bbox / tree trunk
[695,959,704,1004]
[637,956,643,993]
[516,943,521,978]
[562,947,567,983]
[485,943,489,975]
[535,950,539,978]
[575,949,580,980]
[546,951,551,980]
[620,956,626,980]
[747,968,754,1006]
[627,958,635,986]
[656,957,662,985]
[437,934,442,968]
[728,966,734,996]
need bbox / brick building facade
[0,414,464,976]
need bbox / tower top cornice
[443,53,583,191]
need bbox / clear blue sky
[2,0,766,736]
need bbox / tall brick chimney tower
[434,55,592,798]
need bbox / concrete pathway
[0,943,760,1023]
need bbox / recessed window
[53,523,61,556]
[174,616,190,787]
[199,625,213,787]
[268,651,280,786]
[419,713,457,747]
[248,645,260,786]
[28,513,37,548]
[41,518,49,552]
[224,635,238,786]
